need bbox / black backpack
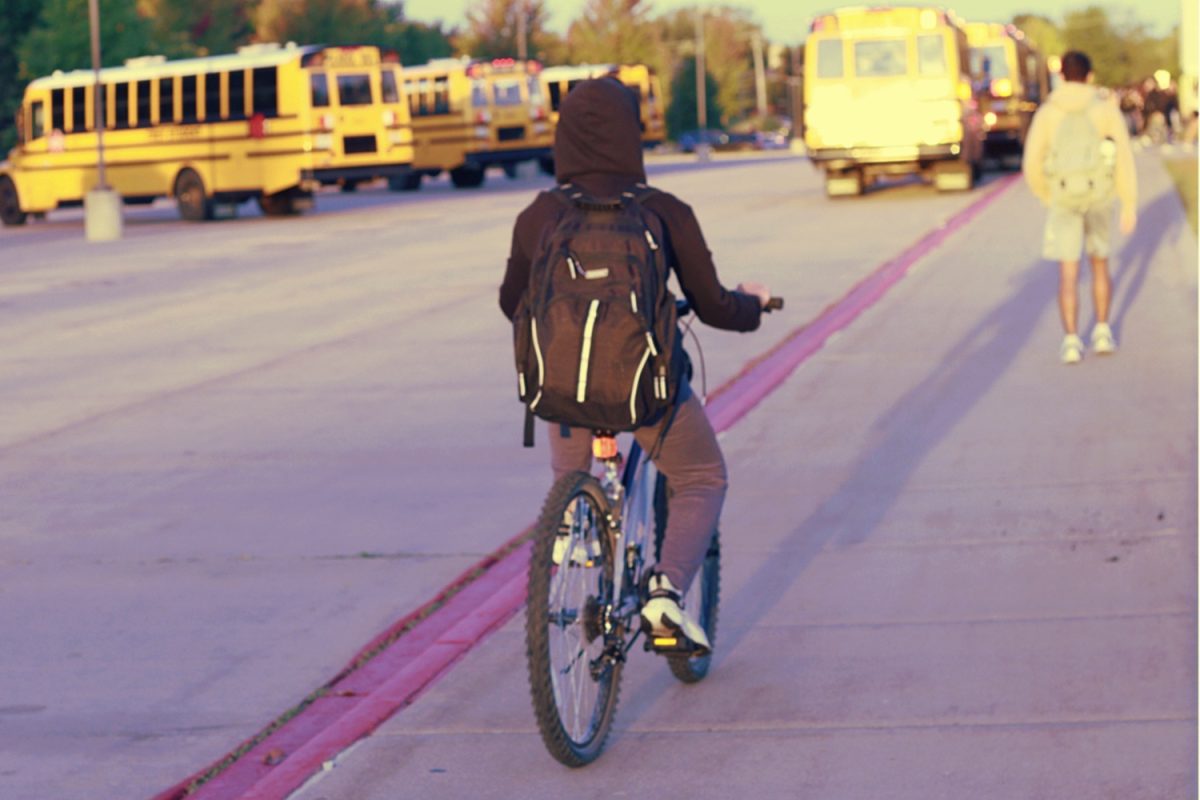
[513,182,680,442]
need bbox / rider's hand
[737,281,772,310]
[1119,206,1137,236]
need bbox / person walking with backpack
[1022,50,1138,364]
[500,76,772,652]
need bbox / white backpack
[1045,105,1116,212]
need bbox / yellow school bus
[540,63,666,148]
[803,6,985,196]
[397,57,553,190]
[966,22,1048,162]
[0,43,414,225]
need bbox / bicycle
[524,295,783,766]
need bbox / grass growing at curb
[1163,155,1198,234]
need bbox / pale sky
[398,0,1183,45]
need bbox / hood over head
[554,77,646,184]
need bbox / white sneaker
[1060,333,1084,365]
[640,573,711,654]
[1090,322,1116,355]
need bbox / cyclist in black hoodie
[500,76,771,652]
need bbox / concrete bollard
[85,188,123,242]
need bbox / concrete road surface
[0,151,1195,799]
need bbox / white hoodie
[1021,81,1137,216]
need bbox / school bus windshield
[971,46,1011,79]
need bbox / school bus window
[115,82,130,129]
[336,74,372,106]
[434,78,450,114]
[527,75,545,105]
[855,40,906,77]
[547,82,563,111]
[51,88,65,132]
[918,35,947,76]
[252,67,278,117]
[471,80,487,108]
[381,69,400,104]
[492,78,522,107]
[136,80,153,126]
[181,74,198,122]
[71,86,87,131]
[204,72,220,120]
[159,77,175,123]
[816,39,844,78]
[228,70,246,119]
[971,47,1008,79]
[30,100,44,140]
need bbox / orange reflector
[653,637,678,647]
[592,437,618,460]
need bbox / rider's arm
[499,193,557,320]
[645,193,763,332]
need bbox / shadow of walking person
[1108,190,1187,338]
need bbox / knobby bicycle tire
[653,474,721,684]
[525,471,623,766]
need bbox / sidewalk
[289,154,1198,799]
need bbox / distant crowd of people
[1115,77,1198,146]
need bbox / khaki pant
[1042,202,1114,261]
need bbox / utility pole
[85,0,122,241]
[752,32,768,119]
[516,0,529,61]
[694,9,709,160]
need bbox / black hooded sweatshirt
[498,77,761,333]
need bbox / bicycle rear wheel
[654,474,721,683]
[525,471,622,766]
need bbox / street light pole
[85,0,122,241]
[694,10,710,160]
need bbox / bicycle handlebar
[675,296,784,315]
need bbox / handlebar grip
[764,297,784,312]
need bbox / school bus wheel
[388,173,422,192]
[0,176,27,226]
[538,156,555,176]
[257,191,299,217]
[174,168,213,222]
[450,165,486,189]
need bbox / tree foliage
[566,0,659,66]
[1060,6,1177,87]
[17,0,154,78]
[0,0,42,153]
[457,0,563,61]
[665,55,721,139]
[138,0,257,57]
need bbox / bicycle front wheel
[525,471,622,766]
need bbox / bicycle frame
[591,435,657,659]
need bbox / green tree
[0,0,42,153]
[17,0,154,79]
[138,0,258,57]
[566,0,659,66]
[1012,14,1065,58]
[665,55,720,139]
[1060,5,1176,87]
[656,6,758,128]
[255,0,383,45]
[457,0,562,61]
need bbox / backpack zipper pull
[644,229,659,251]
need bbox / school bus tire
[0,176,27,226]
[257,191,299,217]
[174,169,213,222]
[450,165,486,189]
[538,156,555,176]
[502,163,519,179]
[388,173,422,191]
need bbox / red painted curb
[152,175,1018,800]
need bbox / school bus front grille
[497,126,525,142]
[343,134,378,154]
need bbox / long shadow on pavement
[618,251,1063,724]
[1109,190,1183,338]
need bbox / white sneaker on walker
[1060,333,1084,364]
[640,572,711,654]
[1090,322,1116,354]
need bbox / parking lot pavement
[0,153,1193,800]
[289,154,1197,799]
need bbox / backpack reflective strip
[644,331,658,356]
[630,290,638,314]
[630,345,652,424]
[518,373,526,396]
[576,299,600,403]
[531,317,546,395]
[644,229,658,251]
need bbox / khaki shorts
[1042,203,1114,261]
